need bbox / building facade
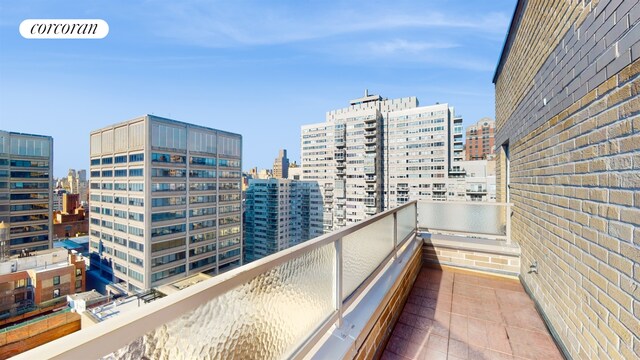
[89,115,242,292]
[494,1,639,358]
[464,117,495,160]
[0,131,53,259]
[301,93,463,232]
[272,149,289,179]
[243,179,323,262]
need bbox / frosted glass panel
[417,202,506,236]
[342,214,394,300]
[106,244,335,360]
[396,205,415,245]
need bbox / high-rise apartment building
[0,131,54,259]
[89,115,242,292]
[272,149,289,179]
[464,118,495,160]
[301,92,463,231]
[243,178,322,262]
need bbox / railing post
[393,212,398,260]
[506,203,512,245]
[414,201,418,234]
[335,237,343,328]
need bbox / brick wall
[423,243,520,275]
[352,244,421,360]
[0,311,80,359]
[495,0,640,358]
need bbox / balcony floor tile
[385,267,563,360]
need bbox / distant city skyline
[0,0,515,178]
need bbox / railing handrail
[18,201,419,360]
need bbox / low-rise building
[0,248,86,320]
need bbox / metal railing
[417,200,512,243]
[20,201,419,360]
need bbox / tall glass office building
[0,131,54,259]
[89,115,242,292]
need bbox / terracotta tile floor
[382,267,564,360]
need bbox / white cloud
[143,1,511,48]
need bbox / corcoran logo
[19,19,109,39]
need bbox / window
[53,276,60,285]
[101,170,113,177]
[128,183,144,192]
[53,288,60,297]
[91,158,100,166]
[129,168,143,177]
[75,279,82,289]
[15,278,26,288]
[102,157,113,165]
[114,155,127,163]
[114,169,127,177]
[190,156,216,166]
[129,153,144,162]
[152,153,186,163]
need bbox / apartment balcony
[24,201,568,360]
[364,137,376,145]
[365,145,377,153]
[365,175,377,182]
[364,122,377,130]
[363,130,376,137]
[335,198,346,206]
[335,138,346,148]
[365,185,376,193]
[333,209,346,219]
[364,166,376,175]
[466,187,487,194]
[364,206,377,215]
[336,162,346,169]
[335,169,345,176]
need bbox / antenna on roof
[365,89,369,97]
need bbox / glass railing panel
[106,243,336,360]
[342,214,394,300]
[417,201,507,236]
[396,204,415,245]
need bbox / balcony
[365,175,377,182]
[363,130,376,137]
[364,122,377,130]
[365,145,377,152]
[335,138,345,148]
[364,137,376,145]
[336,162,346,169]
[23,201,568,360]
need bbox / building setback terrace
[16,200,569,360]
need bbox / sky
[0,0,516,178]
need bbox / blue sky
[0,0,515,178]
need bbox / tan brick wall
[422,243,520,275]
[495,0,592,130]
[352,244,421,360]
[502,58,639,359]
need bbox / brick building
[53,192,88,239]
[464,117,495,160]
[0,249,85,319]
[493,0,639,358]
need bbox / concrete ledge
[421,232,521,276]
